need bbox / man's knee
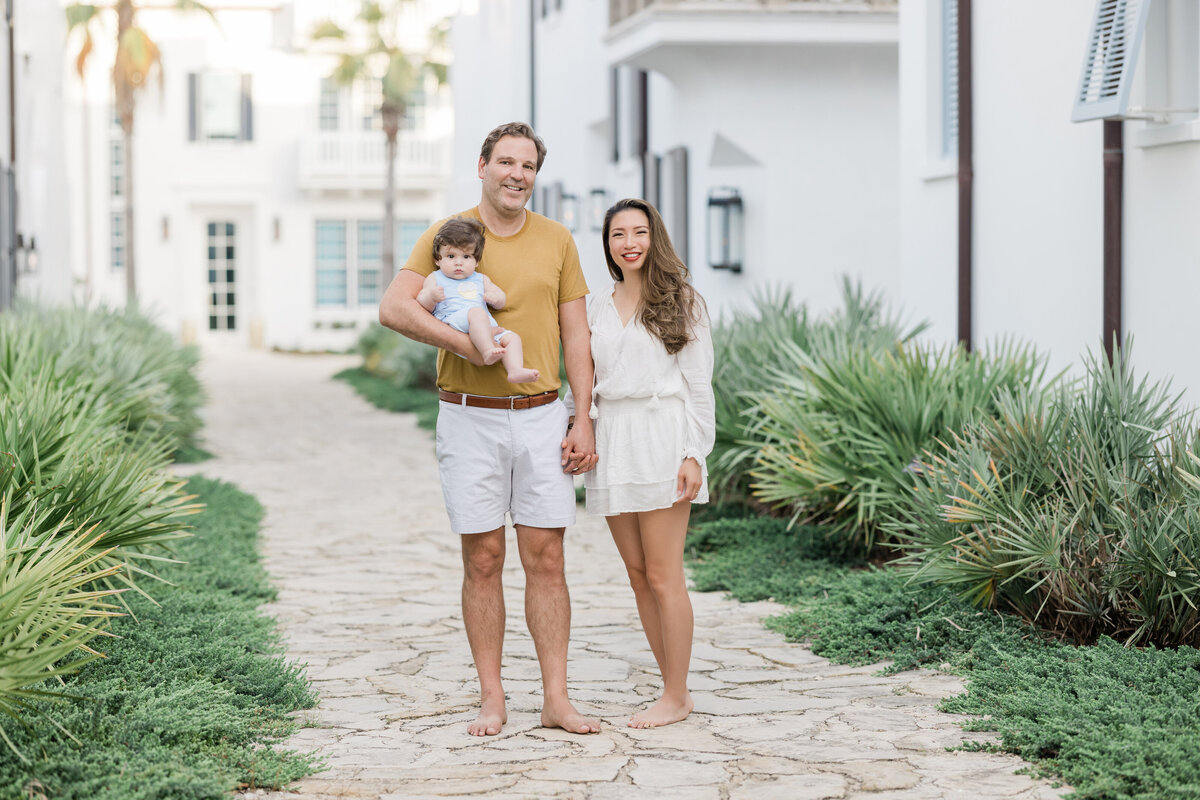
[516,527,565,579]
[462,529,505,579]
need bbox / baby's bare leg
[468,308,505,365]
[498,330,539,384]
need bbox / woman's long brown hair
[602,198,704,355]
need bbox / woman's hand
[675,457,702,503]
[561,416,598,474]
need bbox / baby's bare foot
[507,367,540,384]
[628,694,693,729]
[482,346,506,366]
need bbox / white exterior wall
[449,0,531,214]
[451,2,900,315]
[971,1,1101,377]
[634,42,900,319]
[899,0,1200,402]
[12,0,71,305]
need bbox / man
[379,122,600,736]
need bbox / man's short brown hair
[479,122,547,173]
[433,216,486,261]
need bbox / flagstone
[186,350,1070,800]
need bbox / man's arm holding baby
[380,269,488,366]
[416,272,444,312]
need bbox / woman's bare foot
[628,693,693,729]
[482,346,506,366]
[467,696,508,736]
[541,699,601,734]
[507,367,540,384]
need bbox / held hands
[561,416,598,475]
[675,457,703,503]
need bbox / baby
[417,216,539,384]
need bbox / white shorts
[435,398,576,534]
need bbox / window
[357,221,382,307]
[206,221,237,330]
[110,140,123,197]
[315,221,348,306]
[319,77,341,131]
[1140,0,1200,128]
[360,78,382,131]
[111,212,125,271]
[188,71,254,142]
[397,219,427,265]
[315,219,429,308]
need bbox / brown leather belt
[438,389,559,410]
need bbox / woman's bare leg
[628,502,694,727]
[606,513,667,673]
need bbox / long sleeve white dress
[583,283,716,516]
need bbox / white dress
[581,284,716,516]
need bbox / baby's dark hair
[433,216,486,261]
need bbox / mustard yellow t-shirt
[404,207,589,396]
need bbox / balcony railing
[609,0,896,27]
[298,131,450,191]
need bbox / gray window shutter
[187,73,197,141]
[1072,0,1153,122]
[942,0,959,156]
[240,74,253,141]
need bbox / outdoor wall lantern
[561,193,580,233]
[706,187,743,273]
[588,188,609,232]
[15,233,38,275]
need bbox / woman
[584,198,715,728]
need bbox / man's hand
[560,416,598,475]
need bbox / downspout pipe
[529,0,536,130]
[1102,120,1123,361]
[956,0,973,350]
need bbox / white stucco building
[452,0,901,310]
[900,0,1200,397]
[11,0,455,351]
[452,0,1200,401]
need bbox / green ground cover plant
[341,323,440,430]
[336,366,439,430]
[689,516,1200,800]
[0,477,319,800]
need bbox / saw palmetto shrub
[709,279,926,506]
[748,337,1054,552]
[3,304,204,453]
[0,307,201,758]
[890,342,1200,646]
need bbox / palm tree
[65,0,215,306]
[312,1,447,287]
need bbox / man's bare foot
[507,367,540,384]
[628,694,694,729]
[482,346,506,366]
[541,699,600,734]
[467,697,507,736]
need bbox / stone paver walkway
[174,347,1068,800]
